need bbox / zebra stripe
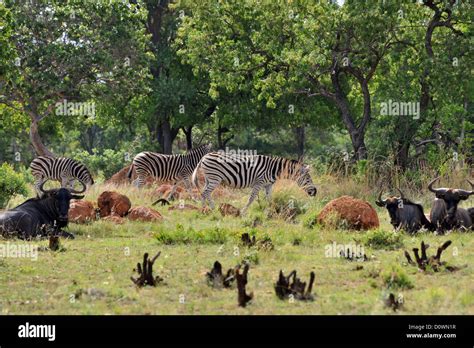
[192,152,317,211]
[129,144,212,190]
[30,156,94,194]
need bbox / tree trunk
[29,118,55,157]
[161,118,172,154]
[295,126,305,159]
[217,125,233,150]
[183,126,193,150]
[331,72,369,161]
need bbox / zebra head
[296,164,317,197]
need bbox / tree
[0,0,151,156]
[176,1,408,160]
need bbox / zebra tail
[127,163,134,181]
[191,160,202,190]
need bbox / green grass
[0,181,473,315]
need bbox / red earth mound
[168,203,200,211]
[105,164,155,186]
[318,195,379,230]
[128,206,163,222]
[68,200,96,224]
[98,191,131,217]
[102,215,125,224]
[219,203,240,217]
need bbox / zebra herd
[28,144,318,212]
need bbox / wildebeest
[428,177,473,233]
[376,189,433,234]
[0,181,85,240]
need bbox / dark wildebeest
[0,181,85,240]
[428,177,473,233]
[376,189,433,234]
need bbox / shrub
[70,149,127,179]
[268,179,308,220]
[153,224,229,245]
[363,228,404,250]
[382,265,414,290]
[0,163,28,208]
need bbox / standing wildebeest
[375,189,433,234]
[428,177,473,233]
[0,181,85,240]
[192,152,317,213]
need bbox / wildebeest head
[296,164,317,197]
[39,181,86,222]
[375,189,405,225]
[428,177,473,220]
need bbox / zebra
[30,156,94,196]
[191,152,317,213]
[127,143,212,198]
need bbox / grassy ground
[1,177,473,315]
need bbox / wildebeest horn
[39,180,58,194]
[396,188,405,200]
[375,190,386,207]
[69,181,86,194]
[428,177,447,195]
[456,179,474,196]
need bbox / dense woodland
[0,0,472,182]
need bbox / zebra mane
[277,157,305,178]
[185,143,211,155]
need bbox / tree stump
[206,261,235,289]
[404,240,462,272]
[235,264,253,307]
[274,270,315,301]
[131,252,163,287]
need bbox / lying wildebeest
[0,181,85,240]
[428,177,473,233]
[376,189,433,234]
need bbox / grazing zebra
[127,144,212,196]
[30,156,94,196]
[192,152,317,212]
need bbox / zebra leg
[242,183,264,214]
[182,178,196,200]
[66,178,75,190]
[167,183,179,201]
[264,183,273,202]
[34,178,45,197]
[201,176,221,209]
[60,176,69,188]
[133,170,148,188]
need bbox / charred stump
[131,252,163,287]
[404,240,462,272]
[152,198,170,206]
[235,264,253,307]
[384,293,403,312]
[49,235,60,251]
[241,233,256,247]
[240,233,274,251]
[274,270,315,301]
[206,261,235,289]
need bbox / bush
[363,228,404,250]
[70,149,128,180]
[153,224,230,245]
[0,163,28,208]
[268,179,308,220]
[382,265,414,290]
